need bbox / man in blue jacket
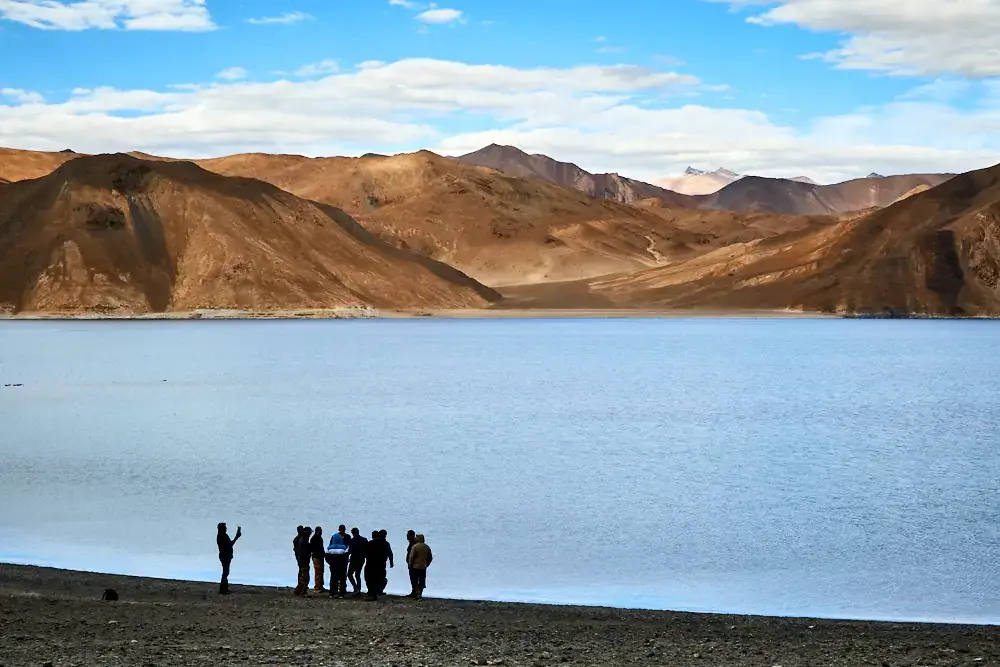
[325,525,350,598]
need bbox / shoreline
[2,564,998,666]
[0,307,836,320]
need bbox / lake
[1,318,998,624]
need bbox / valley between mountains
[1,145,998,317]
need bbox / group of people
[215,522,432,601]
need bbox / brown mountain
[590,162,1000,316]
[0,147,79,183]
[199,150,722,285]
[0,154,498,315]
[699,173,954,215]
[455,144,696,208]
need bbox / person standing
[347,528,368,595]
[406,534,432,600]
[365,531,387,601]
[379,529,394,595]
[294,526,313,595]
[405,530,417,598]
[216,522,241,595]
[311,526,326,593]
[325,525,350,598]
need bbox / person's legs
[407,568,416,597]
[296,562,310,595]
[414,569,426,599]
[336,555,349,597]
[348,564,360,593]
[220,557,231,594]
[365,568,384,600]
[313,556,325,592]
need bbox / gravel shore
[1,564,996,666]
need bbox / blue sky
[0,0,998,183]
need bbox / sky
[0,0,998,183]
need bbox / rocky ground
[1,564,997,666]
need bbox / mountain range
[1,144,996,316]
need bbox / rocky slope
[0,154,498,314]
[454,144,696,207]
[592,162,1000,316]
[700,173,954,215]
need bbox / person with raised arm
[216,522,241,595]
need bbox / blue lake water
[1,318,998,623]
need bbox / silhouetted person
[365,531,388,601]
[325,524,350,598]
[379,529,394,595]
[347,528,368,595]
[406,533,432,600]
[311,526,326,592]
[405,529,417,597]
[216,522,241,595]
[294,526,313,595]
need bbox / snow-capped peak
[684,166,706,176]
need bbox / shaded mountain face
[592,163,1000,316]
[454,144,697,208]
[0,154,498,314]
[200,150,723,286]
[700,173,955,215]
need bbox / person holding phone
[216,522,242,595]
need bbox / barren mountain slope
[0,148,79,182]
[701,173,954,215]
[200,150,718,285]
[455,144,696,207]
[0,154,497,314]
[592,163,1000,315]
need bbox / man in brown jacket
[405,534,433,600]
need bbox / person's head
[415,534,425,543]
[406,529,415,542]
[371,530,379,539]
[351,527,360,537]
[379,529,387,538]
[338,524,346,534]
[314,526,322,537]
[297,525,304,535]
[304,526,313,535]
[218,522,227,533]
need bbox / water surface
[1,318,998,623]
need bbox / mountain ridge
[0,153,498,314]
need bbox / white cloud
[216,67,248,81]
[247,11,311,25]
[389,0,418,7]
[0,57,997,184]
[712,0,1000,77]
[415,7,462,24]
[1,88,44,104]
[294,60,339,78]
[0,0,214,31]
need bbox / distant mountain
[0,153,497,314]
[454,144,696,208]
[200,149,714,285]
[699,173,955,216]
[0,147,78,182]
[592,162,1000,316]
[660,167,744,195]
